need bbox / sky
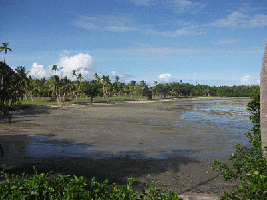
[1,0,267,86]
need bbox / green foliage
[140,181,180,200]
[0,62,27,122]
[212,93,267,199]
[20,72,260,103]
[81,80,101,102]
[0,168,180,199]
[154,83,171,98]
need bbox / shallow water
[4,99,253,161]
[26,135,90,157]
[179,99,251,142]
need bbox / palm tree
[52,65,58,72]
[50,75,60,102]
[76,73,83,100]
[14,66,28,104]
[77,73,83,82]
[101,75,110,98]
[0,42,11,91]
[72,70,76,77]
[94,73,101,83]
[71,70,83,100]
[0,42,11,63]
[129,80,136,100]
[60,76,71,102]
[113,75,120,96]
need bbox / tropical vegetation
[0,168,180,200]
[212,93,267,199]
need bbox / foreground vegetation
[0,168,180,200]
[212,93,267,199]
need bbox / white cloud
[209,11,267,28]
[28,63,52,79]
[214,38,240,45]
[241,75,250,85]
[130,0,205,13]
[241,75,260,85]
[56,53,93,80]
[249,14,267,27]
[158,74,173,83]
[73,14,137,32]
[28,53,94,80]
[108,71,126,83]
[104,26,138,32]
[161,26,204,37]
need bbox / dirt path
[0,98,249,197]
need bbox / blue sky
[1,0,266,86]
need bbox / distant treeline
[1,62,260,106]
[154,83,259,98]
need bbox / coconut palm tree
[60,76,71,102]
[113,75,121,96]
[0,42,11,63]
[52,64,58,71]
[94,73,100,83]
[50,75,60,102]
[101,75,110,98]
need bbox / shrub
[212,93,267,199]
[0,167,180,200]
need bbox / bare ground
[0,98,249,198]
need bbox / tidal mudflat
[0,97,251,196]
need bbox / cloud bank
[28,53,94,81]
[28,63,51,79]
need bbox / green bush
[212,93,267,199]
[0,168,180,200]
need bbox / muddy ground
[0,97,250,197]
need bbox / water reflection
[26,135,90,157]
[179,99,251,144]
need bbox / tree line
[17,71,260,101]
[0,61,259,118]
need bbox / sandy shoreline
[0,97,250,197]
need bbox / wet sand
[0,97,250,197]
